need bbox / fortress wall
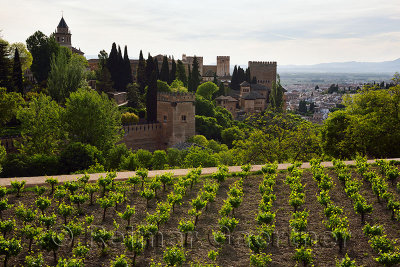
[121,123,165,151]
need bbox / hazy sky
[1,0,399,65]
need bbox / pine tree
[146,54,157,123]
[0,40,11,89]
[153,58,160,80]
[123,45,133,89]
[176,60,187,86]
[169,58,176,84]
[160,56,169,82]
[189,56,201,92]
[136,50,146,94]
[12,48,23,93]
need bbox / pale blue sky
[1,0,399,65]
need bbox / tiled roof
[242,91,264,100]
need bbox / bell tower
[54,16,72,48]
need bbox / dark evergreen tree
[146,54,157,123]
[0,40,11,89]
[230,65,238,90]
[116,46,124,91]
[153,58,160,80]
[160,55,169,82]
[169,58,176,84]
[106,43,118,91]
[245,68,251,83]
[123,45,133,89]
[251,76,257,84]
[145,54,154,86]
[12,48,23,93]
[298,100,307,114]
[137,50,146,94]
[237,66,245,85]
[176,60,187,86]
[189,56,201,92]
[212,73,218,85]
[215,82,225,97]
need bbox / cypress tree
[237,66,245,85]
[137,50,146,94]
[117,46,124,91]
[270,74,284,112]
[176,59,187,86]
[145,54,154,86]
[12,48,23,93]
[123,45,133,89]
[251,76,257,84]
[169,58,176,84]
[245,68,251,83]
[106,42,118,92]
[212,73,218,85]
[153,58,160,80]
[230,65,238,90]
[187,65,193,92]
[145,54,157,123]
[160,55,169,82]
[190,56,201,92]
[0,40,11,89]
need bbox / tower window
[62,37,65,42]
[163,115,167,122]
[181,115,186,122]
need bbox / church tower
[54,16,72,48]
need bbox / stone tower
[217,56,230,77]
[54,17,72,48]
[248,61,277,90]
[157,92,195,147]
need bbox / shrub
[59,142,104,174]
[121,112,139,125]
[163,245,186,266]
[45,177,59,195]
[136,149,153,169]
[35,196,51,215]
[110,254,129,267]
[246,234,267,253]
[0,236,22,267]
[293,246,313,267]
[124,235,145,265]
[38,230,64,263]
[10,180,25,197]
[58,203,74,224]
[178,219,195,246]
[152,150,168,170]
[250,252,272,267]
[25,253,44,267]
[336,253,358,267]
[117,205,136,227]
[106,144,132,170]
[91,228,112,252]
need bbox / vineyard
[1,158,400,266]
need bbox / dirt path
[2,159,399,187]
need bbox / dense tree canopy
[26,31,59,84]
[196,81,218,100]
[322,84,400,159]
[17,94,64,155]
[0,87,24,126]
[47,48,87,102]
[63,88,123,151]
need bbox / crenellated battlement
[157,92,195,102]
[123,123,163,136]
[217,56,230,59]
[248,61,277,65]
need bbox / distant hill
[279,58,400,73]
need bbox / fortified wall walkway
[1,158,399,187]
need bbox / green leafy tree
[196,81,218,100]
[47,48,87,103]
[124,235,144,266]
[269,74,284,112]
[26,31,59,84]
[0,87,24,126]
[63,87,122,151]
[17,94,64,155]
[38,230,64,264]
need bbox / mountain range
[278,58,400,73]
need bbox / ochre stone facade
[248,61,277,90]
[121,92,195,151]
